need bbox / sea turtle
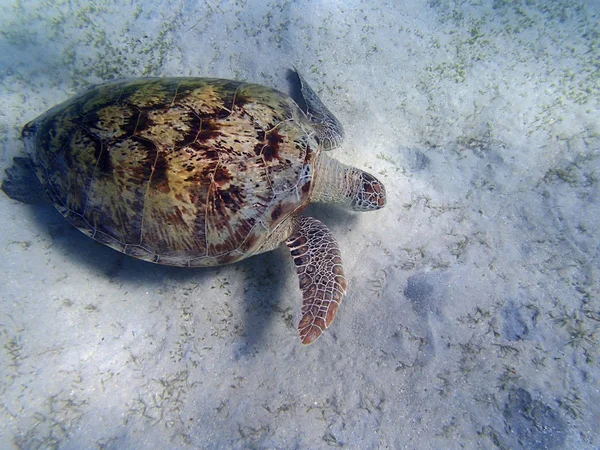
[2,70,386,344]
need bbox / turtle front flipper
[286,216,347,345]
[294,69,344,151]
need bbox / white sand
[0,0,598,448]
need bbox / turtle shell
[23,78,318,266]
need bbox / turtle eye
[351,172,386,211]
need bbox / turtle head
[349,170,386,211]
[311,156,386,211]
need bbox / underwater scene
[0,0,598,448]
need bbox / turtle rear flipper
[286,216,347,345]
[1,157,47,204]
[294,69,345,151]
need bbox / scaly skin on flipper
[286,216,347,345]
[295,71,344,151]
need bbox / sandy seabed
[0,0,599,448]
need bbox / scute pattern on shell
[24,78,318,266]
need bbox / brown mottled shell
[24,78,318,266]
